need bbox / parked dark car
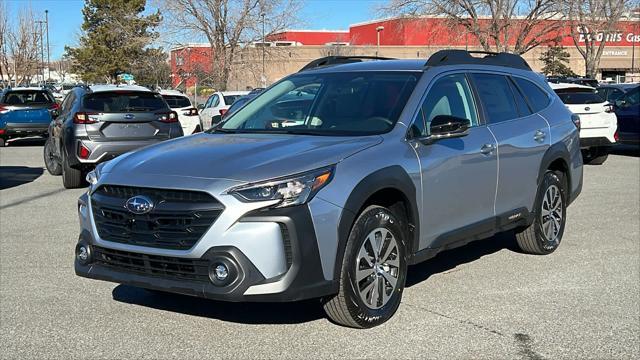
[43,84,183,188]
[600,84,640,146]
[0,87,59,147]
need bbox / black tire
[323,205,408,328]
[43,138,62,176]
[192,125,202,134]
[515,171,567,255]
[62,150,85,189]
[0,138,6,147]
[582,147,609,165]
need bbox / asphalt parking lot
[1,139,638,359]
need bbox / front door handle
[534,130,546,142]
[480,143,495,155]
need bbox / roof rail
[299,55,395,72]
[425,50,531,71]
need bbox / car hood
[101,132,382,182]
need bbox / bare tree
[158,0,303,90]
[6,7,41,85]
[381,0,566,54]
[565,0,631,78]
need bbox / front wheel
[515,171,567,255]
[43,138,62,176]
[323,205,408,328]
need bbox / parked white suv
[550,83,617,165]
[199,91,248,129]
[160,90,201,135]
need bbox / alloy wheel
[541,184,563,245]
[355,227,400,309]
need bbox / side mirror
[197,104,205,110]
[419,115,470,144]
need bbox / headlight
[228,166,334,208]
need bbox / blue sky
[4,0,387,60]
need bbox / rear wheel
[0,138,6,147]
[43,138,62,176]
[62,150,85,189]
[323,205,407,328]
[582,147,609,165]
[515,171,566,255]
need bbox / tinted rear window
[2,90,54,105]
[83,92,167,112]
[513,78,550,112]
[223,95,242,105]
[471,73,520,123]
[554,89,604,104]
[162,95,191,108]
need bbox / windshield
[554,89,605,104]
[83,91,167,112]
[162,95,192,108]
[214,71,420,136]
[1,90,54,106]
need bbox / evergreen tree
[65,0,161,83]
[540,45,577,77]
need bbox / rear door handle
[534,129,546,142]
[480,143,495,155]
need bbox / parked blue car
[0,87,59,147]
[597,84,640,146]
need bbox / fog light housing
[75,243,92,265]
[208,258,238,286]
[214,264,228,281]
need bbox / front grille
[93,246,211,282]
[91,185,224,250]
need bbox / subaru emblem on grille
[124,113,135,120]
[125,195,154,214]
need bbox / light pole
[35,20,45,84]
[261,12,266,87]
[45,10,50,82]
[376,26,384,56]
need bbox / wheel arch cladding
[539,142,571,194]
[335,165,419,280]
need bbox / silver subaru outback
[75,50,583,328]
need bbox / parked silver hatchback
[75,51,583,328]
[44,85,183,188]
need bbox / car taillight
[0,105,9,114]
[156,111,179,123]
[571,114,581,130]
[49,103,60,111]
[73,112,98,124]
[604,104,615,113]
[0,129,5,134]
[614,130,619,142]
[219,108,228,116]
[182,108,198,116]
[77,143,91,159]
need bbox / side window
[204,95,214,108]
[62,93,75,114]
[471,73,520,123]
[417,73,478,136]
[507,77,532,117]
[624,87,639,106]
[512,77,550,113]
[607,89,624,102]
[211,94,220,107]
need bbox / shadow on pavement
[406,231,519,287]
[112,285,326,324]
[0,166,44,190]
[3,137,46,147]
[611,144,640,157]
[111,232,520,324]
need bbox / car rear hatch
[0,90,55,125]
[81,91,175,141]
[555,89,612,129]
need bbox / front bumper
[75,192,337,302]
